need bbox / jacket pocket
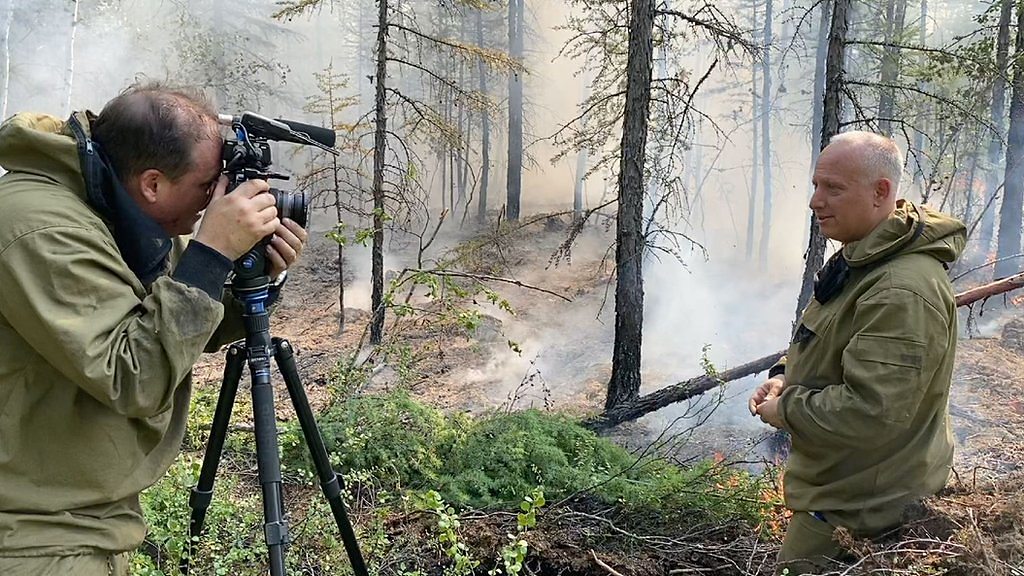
[849,334,927,423]
[793,300,838,345]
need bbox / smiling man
[0,83,308,575]
[747,131,966,575]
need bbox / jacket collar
[66,113,172,286]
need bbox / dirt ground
[189,220,1024,575]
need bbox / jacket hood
[0,111,173,285]
[0,113,86,196]
[842,200,966,268]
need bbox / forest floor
[188,215,1024,575]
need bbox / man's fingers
[275,222,303,251]
[282,218,308,243]
[270,234,297,263]
[240,179,271,198]
[265,245,287,276]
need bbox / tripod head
[216,112,338,303]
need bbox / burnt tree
[606,0,655,410]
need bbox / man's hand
[266,218,308,279]
[755,396,783,428]
[194,177,279,260]
[748,376,785,416]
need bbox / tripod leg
[274,338,369,576]
[182,342,246,576]
[247,326,289,576]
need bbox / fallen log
[955,270,1024,307]
[583,351,785,431]
[584,270,1024,432]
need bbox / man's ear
[874,177,894,207]
[136,169,164,204]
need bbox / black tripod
[182,262,368,576]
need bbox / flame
[756,471,790,538]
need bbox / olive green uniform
[774,201,965,574]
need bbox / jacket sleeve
[777,287,948,450]
[205,293,245,352]
[0,225,228,418]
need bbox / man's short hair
[91,82,220,183]
[830,131,903,193]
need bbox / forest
[3,0,1024,574]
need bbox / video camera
[216,112,338,289]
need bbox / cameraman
[0,83,308,574]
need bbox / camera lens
[269,188,309,229]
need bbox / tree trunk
[794,0,850,326]
[324,65,346,334]
[63,0,80,117]
[995,1,1024,281]
[506,0,524,221]
[758,0,774,268]
[0,0,13,122]
[911,0,928,193]
[643,6,671,234]
[747,57,759,260]
[606,0,654,411]
[802,0,831,251]
[370,0,388,345]
[574,148,589,222]
[877,0,907,136]
[476,8,490,224]
[981,0,1013,254]
[456,19,469,217]
[963,153,978,227]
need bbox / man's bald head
[828,131,903,204]
[810,132,904,243]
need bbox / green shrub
[282,391,768,523]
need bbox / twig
[590,550,626,576]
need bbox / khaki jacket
[0,113,238,555]
[777,200,965,532]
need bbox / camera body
[217,112,336,290]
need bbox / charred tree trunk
[795,0,850,326]
[981,0,1013,254]
[370,0,388,345]
[877,0,907,136]
[758,0,774,268]
[506,0,524,221]
[996,1,1024,281]
[606,0,654,411]
[476,9,491,224]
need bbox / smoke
[6,0,980,463]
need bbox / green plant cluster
[282,391,768,522]
[138,389,769,574]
